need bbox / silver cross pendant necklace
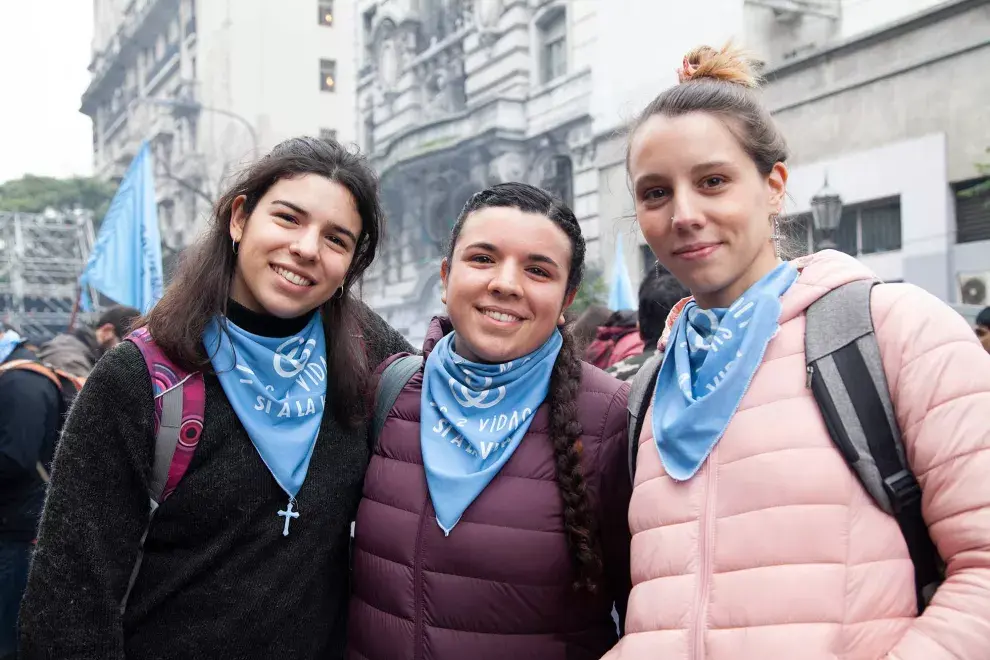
[277,496,300,537]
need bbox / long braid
[548,327,602,593]
[444,181,597,588]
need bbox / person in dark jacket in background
[0,329,60,660]
[977,306,990,354]
[606,265,689,382]
[36,305,141,378]
[585,309,644,369]
[347,183,632,660]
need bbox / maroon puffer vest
[347,318,632,660]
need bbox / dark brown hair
[96,305,141,339]
[638,264,690,346]
[141,136,384,427]
[448,182,602,592]
[628,44,789,177]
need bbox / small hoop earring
[331,285,345,300]
[231,239,239,255]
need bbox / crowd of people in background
[0,305,140,660]
[1,42,989,660]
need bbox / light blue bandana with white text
[421,330,562,535]
[203,313,327,506]
[651,261,797,481]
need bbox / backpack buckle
[883,469,922,513]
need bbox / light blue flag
[80,141,164,313]
[608,240,636,311]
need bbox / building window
[320,59,337,92]
[319,128,338,143]
[954,178,990,244]
[812,197,902,255]
[540,155,573,209]
[319,0,334,26]
[538,8,567,84]
[183,0,197,38]
[859,201,902,254]
[362,7,377,67]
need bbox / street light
[124,94,261,206]
[810,173,843,250]
[134,96,259,158]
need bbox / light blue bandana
[651,262,798,481]
[421,330,562,535]
[0,330,24,363]
[203,313,326,535]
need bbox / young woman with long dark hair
[18,137,412,660]
[347,182,632,660]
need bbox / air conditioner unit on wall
[958,272,990,306]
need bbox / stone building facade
[83,0,358,257]
[356,0,603,343]
[357,0,989,343]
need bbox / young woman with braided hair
[347,182,632,659]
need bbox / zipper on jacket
[413,495,431,660]
[691,444,719,660]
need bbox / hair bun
[677,43,759,88]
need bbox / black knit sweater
[18,303,412,660]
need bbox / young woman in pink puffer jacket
[605,44,990,660]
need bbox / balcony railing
[147,43,180,87]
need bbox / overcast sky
[0,1,94,184]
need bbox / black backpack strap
[626,352,663,481]
[805,280,942,612]
[371,355,423,453]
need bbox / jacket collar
[422,316,454,360]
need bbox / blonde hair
[676,43,760,88]
[629,42,786,176]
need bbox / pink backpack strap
[126,327,205,504]
[120,327,205,614]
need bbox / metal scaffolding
[0,210,99,342]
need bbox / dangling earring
[769,213,782,260]
[654,260,662,277]
[231,239,239,255]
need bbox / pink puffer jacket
[605,250,990,660]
